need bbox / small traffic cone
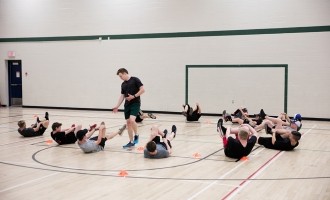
[118,170,128,177]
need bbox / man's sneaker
[118,124,126,136]
[217,118,225,137]
[171,125,177,138]
[123,142,135,149]
[163,129,168,138]
[148,113,156,119]
[89,124,97,132]
[36,117,41,123]
[264,124,272,134]
[45,112,49,120]
[133,134,139,144]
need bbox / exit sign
[8,51,15,58]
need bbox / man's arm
[113,94,125,113]
[126,85,145,101]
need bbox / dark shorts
[90,136,108,148]
[152,136,172,150]
[64,132,77,144]
[124,103,141,119]
[135,115,143,122]
[186,105,202,121]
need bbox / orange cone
[118,170,128,177]
[241,156,248,161]
[193,152,201,159]
[46,139,53,145]
[137,146,144,152]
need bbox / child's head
[17,120,26,128]
[238,128,249,140]
[146,141,157,153]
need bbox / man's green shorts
[124,103,141,119]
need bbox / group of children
[16,111,174,158]
[182,104,303,159]
[16,105,302,160]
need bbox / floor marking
[222,125,316,200]
[0,172,59,193]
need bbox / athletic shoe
[171,125,177,138]
[36,117,40,123]
[118,124,126,136]
[133,135,139,144]
[148,113,156,119]
[259,109,266,120]
[163,129,168,138]
[89,124,97,132]
[217,118,225,137]
[123,142,135,149]
[264,124,272,134]
[45,112,49,120]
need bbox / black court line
[32,146,224,172]
[0,161,329,181]
[31,142,237,162]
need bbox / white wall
[1,0,330,118]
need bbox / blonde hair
[238,128,249,140]
[18,120,26,128]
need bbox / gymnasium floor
[0,107,329,200]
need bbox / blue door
[8,60,22,106]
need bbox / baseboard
[22,105,330,121]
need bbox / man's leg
[126,118,134,142]
[123,106,135,148]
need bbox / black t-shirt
[51,131,66,144]
[18,125,46,137]
[121,76,143,106]
[18,128,36,137]
[224,136,257,159]
[51,131,77,145]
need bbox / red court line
[221,150,282,200]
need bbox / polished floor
[0,107,329,200]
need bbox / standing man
[113,68,145,148]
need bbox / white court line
[0,172,59,193]
[226,125,316,200]
[187,160,247,200]
[188,125,316,200]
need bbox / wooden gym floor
[0,107,329,200]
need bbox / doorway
[8,60,22,106]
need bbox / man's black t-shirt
[224,136,257,159]
[121,76,143,106]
